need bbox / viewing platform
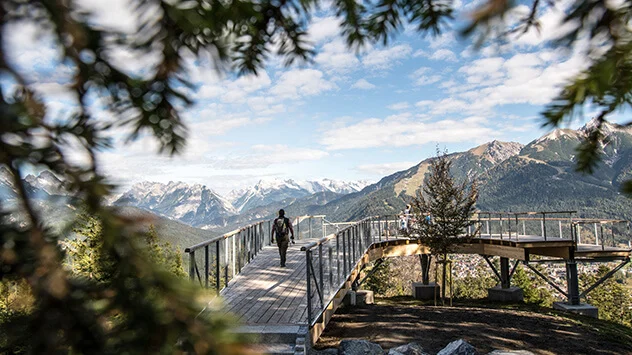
[184,212,631,351]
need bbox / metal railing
[301,216,404,326]
[472,211,577,241]
[472,211,631,249]
[572,219,631,250]
[184,215,325,292]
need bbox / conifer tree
[408,150,478,303]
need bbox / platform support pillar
[420,254,431,285]
[500,257,510,289]
[566,260,580,305]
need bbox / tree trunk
[441,253,447,304]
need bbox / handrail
[184,221,264,253]
[302,216,406,327]
[302,217,375,252]
[184,215,327,292]
[476,210,578,215]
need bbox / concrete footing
[412,282,440,300]
[343,290,374,306]
[553,302,599,318]
[487,286,524,302]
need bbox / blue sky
[4,0,627,194]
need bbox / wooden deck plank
[252,248,307,323]
[220,238,316,325]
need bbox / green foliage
[581,266,632,327]
[143,225,187,279]
[64,213,115,283]
[364,259,396,296]
[64,214,187,281]
[512,264,555,307]
[452,260,496,299]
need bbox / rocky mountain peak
[580,117,632,136]
[469,140,523,164]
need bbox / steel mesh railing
[185,215,326,292]
[301,216,404,326]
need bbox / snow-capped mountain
[0,167,68,200]
[229,178,370,212]
[114,181,237,228]
[0,166,16,199]
[24,170,67,196]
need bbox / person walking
[271,209,295,267]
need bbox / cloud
[351,79,376,90]
[315,39,360,73]
[415,48,458,62]
[410,67,443,86]
[356,162,417,175]
[319,116,495,150]
[362,44,412,69]
[428,32,457,49]
[430,49,458,62]
[415,98,472,114]
[446,47,589,113]
[307,16,342,45]
[247,96,285,116]
[211,145,329,169]
[388,102,410,110]
[270,69,337,99]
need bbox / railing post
[309,216,313,239]
[336,233,341,285]
[342,230,348,277]
[232,233,236,276]
[268,220,272,245]
[297,217,301,240]
[247,227,251,261]
[594,223,599,246]
[205,245,209,288]
[559,220,563,239]
[188,250,195,281]
[225,237,229,287]
[352,227,356,266]
[542,213,547,241]
[238,231,242,272]
[319,243,324,302]
[322,216,325,238]
[306,249,313,324]
[328,245,334,292]
[600,224,605,250]
[578,224,582,244]
[216,240,221,293]
[499,214,503,239]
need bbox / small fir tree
[407,150,479,304]
[581,266,632,327]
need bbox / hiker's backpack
[274,217,289,237]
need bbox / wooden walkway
[220,238,315,325]
[217,233,631,330]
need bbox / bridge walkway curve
[218,238,313,326]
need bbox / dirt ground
[314,298,632,355]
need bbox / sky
[3,0,629,195]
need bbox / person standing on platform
[271,209,295,267]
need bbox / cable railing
[302,211,632,327]
[301,216,404,326]
[184,215,326,292]
[471,211,631,249]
